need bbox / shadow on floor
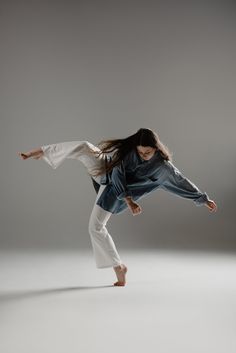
[0,285,114,303]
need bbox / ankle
[114,264,122,270]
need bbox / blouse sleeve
[160,161,210,206]
[111,159,133,200]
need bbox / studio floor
[0,249,236,353]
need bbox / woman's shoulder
[122,148,140,167]
[106,150,133,166]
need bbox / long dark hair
[87,128,173,177]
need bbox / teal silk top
[91,148,210,215]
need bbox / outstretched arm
[160,161,217,212]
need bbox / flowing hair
[87,127,173,177]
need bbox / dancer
[18,128,217,286]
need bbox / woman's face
[136,145,157,161]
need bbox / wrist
[125,196,133,204]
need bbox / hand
[127,200,142,216]
[205,199,217,212]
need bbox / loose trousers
[41,141,123,268]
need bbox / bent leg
[41,141,106,182]
[88,185,122,268]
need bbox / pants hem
[96,262,122,269]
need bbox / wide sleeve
[111,159,133,200]
[160,161,211,206]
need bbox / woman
[18,128,217,287]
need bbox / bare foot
[113,264,128,286]
[18,152,33,160]
[18,149,43,160]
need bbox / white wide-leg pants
[41,141,123,269]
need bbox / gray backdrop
[1,0,235,251]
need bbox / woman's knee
[88,217,104,236]
[88,203,111,237]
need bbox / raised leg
[41,141,106,181]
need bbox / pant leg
[41,140,121,267]
[88,184,123,269]
[41,140,105,183]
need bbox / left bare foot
[18,149,43,160]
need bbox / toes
[20,153,30,159]
[113,281,125,286]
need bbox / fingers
[206,201,217,212]
[132,206,142,216]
